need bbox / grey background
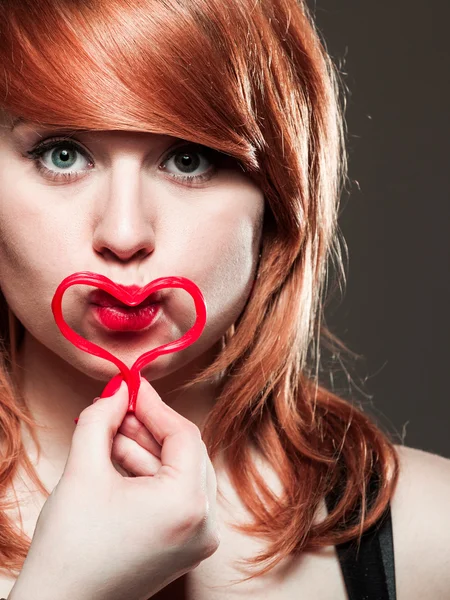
[307,1,449,458]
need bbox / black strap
[325,474,396,600]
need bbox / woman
[0,0,449,598]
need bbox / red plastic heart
[51,271,207,413]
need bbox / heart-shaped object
[51,271,207,413]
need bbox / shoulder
[390,444,450,600]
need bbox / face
[0,117,264,388]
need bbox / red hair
[0,0,399,583]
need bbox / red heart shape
[51,271,207,413]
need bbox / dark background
[307,1,449,458]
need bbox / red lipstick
[91,304,160,331]
[89,289,162,332]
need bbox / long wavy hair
[0,0,399,583]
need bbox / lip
[89,287,163,308]
[91,303,161,332]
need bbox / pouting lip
[88,287,163,308]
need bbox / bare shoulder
[391,444,450,600]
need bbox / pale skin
[0,118,264,479]
[0,115,450,599]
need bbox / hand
[9,378,220,600]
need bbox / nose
[92,162,156,262]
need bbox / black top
[325,472,396,600]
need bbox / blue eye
[26,138,93,183]
[25,137,226,186]
[161,144,216,183]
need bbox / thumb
[135,378,203,483]
[66,379,129,478]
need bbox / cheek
[0,202,42,311]
[0,197,76,332]
[185,196,264,327]
[0,194,32,273]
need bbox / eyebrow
[8,119,186,146]
[11,118,81,132]
[9,118,184,146]
[10,119,95,138]
[11,117,31,131]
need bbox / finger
[112,460,136,478]
[135,378,205,484]
[112,432,162,477]
[117,413,161,458]
[67,379,129,478]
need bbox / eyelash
[25,137,221,187]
